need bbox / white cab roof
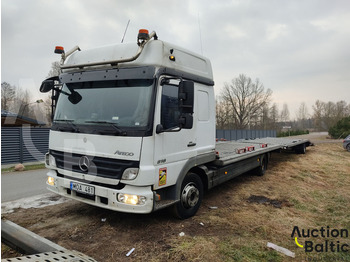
[64,39,213,82]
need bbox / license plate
[70,182,95,196]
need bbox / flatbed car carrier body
[40,29,310,219]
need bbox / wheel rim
[181,182,200,208]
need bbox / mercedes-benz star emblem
[78,156,90,172]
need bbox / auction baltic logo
[291,226,349,253]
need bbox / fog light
[47,176,55,186]
[117,193,146,205]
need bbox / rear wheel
[255,156,267,176]
[295,144,306,154]
[172,172,203,219]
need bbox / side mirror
[156,124,164,134]
[179,114,193,129]
[179,81,194,114]
[40,80,55,93]
[40,76,60,93]
[68,91,82,104]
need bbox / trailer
[201,137,310,191]
[40,29,311,219]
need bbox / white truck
[40,29,310,219]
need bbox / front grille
[50,150,139,179]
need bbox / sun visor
[59,66,156,84]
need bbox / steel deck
[214,137,310,166]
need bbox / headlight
[117,193,146,205]
[121,168,139,180]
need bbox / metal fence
[1,127,50,164]
[1,127,276,164]
[216,129,276,141]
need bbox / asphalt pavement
[1,169,49,202]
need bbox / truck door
[154,79,196,187]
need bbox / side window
[161,84,180,130]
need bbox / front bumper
[46,170,154,214]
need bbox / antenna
[121,19,130,43]
[198,13,203,55]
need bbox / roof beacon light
[137,29,150,46]
[138,29,149,40]
[54,46,65,54]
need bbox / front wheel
[172,172,203,219]
[347,144,350,152]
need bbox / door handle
[187,142,196,147]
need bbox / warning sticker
[159,168,167,186]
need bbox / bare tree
[269,103,279,129]
[259,103,270,129]
[280,103,290,124]
[216,97,230,129]
[312,100,324,131]
[46,61,61,78]
[296,102,309,129]
[335,100,348,119]
[312,100,350,131]
[1,82,16,111]
[14,88,32,117]
[323,101,337,129]
[221,74,272,129]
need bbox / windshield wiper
[54,119,79,133]
[85,121,127,136]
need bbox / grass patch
[169,236,220,261]
[219,239,283,262]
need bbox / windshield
[53,79,154,134]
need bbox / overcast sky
[2,0,350,118]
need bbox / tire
[295,144,306,154]
[255,156,267,176]
[172,172,203,219]
[347,144,350,152]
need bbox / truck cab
[41,29,216,218]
